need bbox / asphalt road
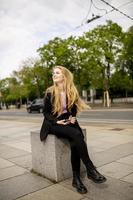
[0,108,133,127]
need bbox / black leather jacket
[40,92,82,141]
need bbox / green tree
[13,58,48,101]
[110,70,132,98]
[81,20,124,106]
[123,26,133,80]
[37,36,83,90]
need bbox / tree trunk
[103,90,110,107]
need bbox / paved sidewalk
[0,120,133,200]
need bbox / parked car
[26,98,44,113]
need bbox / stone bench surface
[31,129,86,182]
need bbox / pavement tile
[0,165,29,181]
[61,176,133,200]
[99,134,133,145]
[91,142,133,167]
[17,184,83,200]
[8,154,32,170]
[7,135,31,141]
[2,141,31,152]
[0,144,30,159]
[0,136,19,143]
[121,173,133,184]
[88,140,109,148]
[0,173,53,200]
[87,130,133,149]
[0,158,14,169]
[89,140,118,150]
[0,136,30,144]
[0,120,133,200]
[117,154,133,166]
[116,128,133,136]
[4,132,30,139]
[0,127,29,136]
[19,137,31,143]
[88,146,105,153]
[84,176,133,200]
[98,162,133,179]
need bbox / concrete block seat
[31,129,86,182]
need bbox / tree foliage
[0,21,133,105]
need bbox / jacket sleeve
[71,103,77,117]
[43,93,58,124]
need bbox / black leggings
[49,123,95,173]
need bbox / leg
[50,124,95,169]
[70,144,80,173]
[67,127,106,184]
[50,124,106,184]
[50,124,87,194]
[73,134,107,183]
[70,144,87,194]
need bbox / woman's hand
[56,116,76,125]
[56,119,70,125]
[69,116,76,124]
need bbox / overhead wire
[91,0,107,14]
[92,0,133,14]
[99,0,133,21]
[78,0,133,29]
[117,1,133,9]
[96,0,133,19]
[59,0,133,38]
[80,0,93,26]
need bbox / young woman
[40,66,106,194]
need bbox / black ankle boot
[87,167,107,183]
[72,171,87,194]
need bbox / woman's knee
[71,130,84,140]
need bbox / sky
[0,0,133,79]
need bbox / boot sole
[88,176,107,183]
[72,183,88,194]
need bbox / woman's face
[52,68,64,84]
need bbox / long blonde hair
[46,66,90,115]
